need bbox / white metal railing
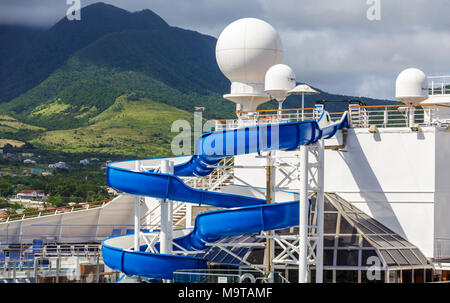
[214,103,450,130]
[348,103,443,128]
[215,108,325,130]
[145,201,187,231]
[138,157,234,231]
[0,200,111,223]
[182,157,234,191]
[429,76,450,96]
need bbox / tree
[0,179,12,197]
[0,198,8,208]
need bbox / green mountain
[0,2,232,131]
[0,2,395,159]
[0,25,43,86]
[0,2,170,104]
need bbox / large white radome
[216,18,283,84]
[396,68,429,104]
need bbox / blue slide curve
[102,112,348,279]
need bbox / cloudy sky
[1,0,450,100]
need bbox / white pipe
[168,162,174,249]
[134,196,140,251]
[315,140,325,283]
[159,160,173,255]
[134,160,141,252]
[299,145,309,283]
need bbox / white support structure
[134,160,142,252]
[261,141,325,283]
[298,145,309,283]
[265,153,276,282]
[314,140,325,283]
[159,160,174,255]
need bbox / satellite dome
[265,64,296,101]
[216,18,283,111]
[216,18,283,84]
[396,68,429,104]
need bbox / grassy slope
[0,27,233,131]
[31,95,194,158]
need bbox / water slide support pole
[316,140,325,283]
[299,145,309,283]
[160,160,173,255]
[134,160,141,252]
[265,153,275,282]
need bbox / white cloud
[1,0,450,99]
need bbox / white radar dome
[216,18,283,84]
[216,18,283,112]
[264,64,296,101]
[396,68,429,104]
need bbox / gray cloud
[1,0,449,99]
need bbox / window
[425,269,432,282]
[401,270,412,283]
[324,213,338,234]
[336,270,358,283]
[324,249,334,266]
[413,269,424,283]
[336,249,359,266]
[337,235,359,248]
[324,270,333,283]
[339,218,358,235]
[245,248,264,265]
[324,236,335,247]
[287,269,298,283]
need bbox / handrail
[140,201,160,223]
[349,102,449,109]
[0,199,112,222]
[236,107,315,114]
[139,157,234,227]
[226,103,450,117]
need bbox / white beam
[315,140,325,283]
[134,160,141,252]
[159,160,173,255]
[299,145,309,283]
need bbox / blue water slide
[102,112,348,280]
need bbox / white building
[16,190,48,200]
